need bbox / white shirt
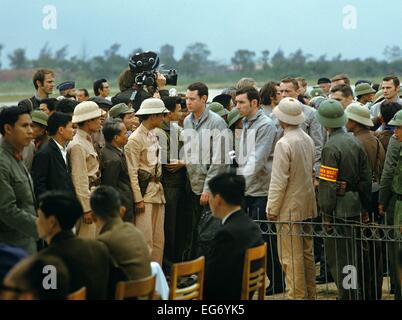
[53,138,67,164]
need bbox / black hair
[212,94,232,109]
[161,96,181,112]
[259,81,279,106]
[47,112,72,136]
[330,84,354,98]
[208,173,245,206]
[187,82,208,98]
[38,191,83,230]
[11,254,70,300]
[317,78,331,84]
[90,186,121,219]
[102,118,124,143]
[236,86,260,105]
[0,105,31,135]
[93,78,108,96]
[77,88,89,97]
[381,102,402,124]
[40,98,58,112]
[56,99,79,115]
[383,75,400,87]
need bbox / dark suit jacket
[203,210,263,300]
[100,143,134,222]
[97,218,151,281]
[31,138,74,198]
[39,230,114,300]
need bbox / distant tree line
[1,42,402,84]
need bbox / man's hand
[135,201,145,215]
[361,211,370,224]
[83,211,93,224]
[267,214,278,222]
[155,72,166,90]
[323,217,333,233]
[200,192,210,206]
[378,204,386,216]
[165,160,185,173]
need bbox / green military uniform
[385,111,402,299]
[0,140,38,254]
[316,100,372,300]
[155,121,192,269]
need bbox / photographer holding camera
[111,51,177,111]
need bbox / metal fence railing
[254,219,402,300]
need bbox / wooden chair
[115,274,156,300]
[169,256,205,300]
[241,243,267,300]
[67,287,86,300]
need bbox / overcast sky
[1,0,401,66]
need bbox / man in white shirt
[31,112,75,199]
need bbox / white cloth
[150,262,169,300]
[53,138,67,164]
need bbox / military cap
[109,103,134,118]
[72,101,103,124]
[136,98,169,116]
[88,96,113,110]
[355,83,376,97]
[273,97,305,125]
[372,90,384,105]
[388,109,402,126]
[227,107,244,129]
[208,102,228,117]
[345,102,374,127]
[310,87,326,98]
[331,74,349,82]
[315,99,347,128]
[317,78,331,84]
[31,110,49,126]
[56,81,75,92]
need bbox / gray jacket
[0,140,38,254]
[183,109,229,194]
[238,109,277,197]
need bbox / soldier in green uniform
[386,110,402,299]
[316,99,372,300]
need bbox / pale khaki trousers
[276,223,316,300]
[135,203,165,265]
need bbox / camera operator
[111,69,169,112]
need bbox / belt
[150,176,161,183]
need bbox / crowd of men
[0,67,402,300]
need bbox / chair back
[115,274,156,300]
[169,256,205,300]
[241,243,267,300]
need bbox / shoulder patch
[319,165,339,182]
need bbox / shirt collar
[1,139,24,161]
[52,138,66,151]
[221,208,241,225]
[190,108,208,127]
[77,128,93,143]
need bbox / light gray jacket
[183,109,229,195]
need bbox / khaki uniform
[267,126,317,299]
[67,129,101,239]
[125,123,165,265]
